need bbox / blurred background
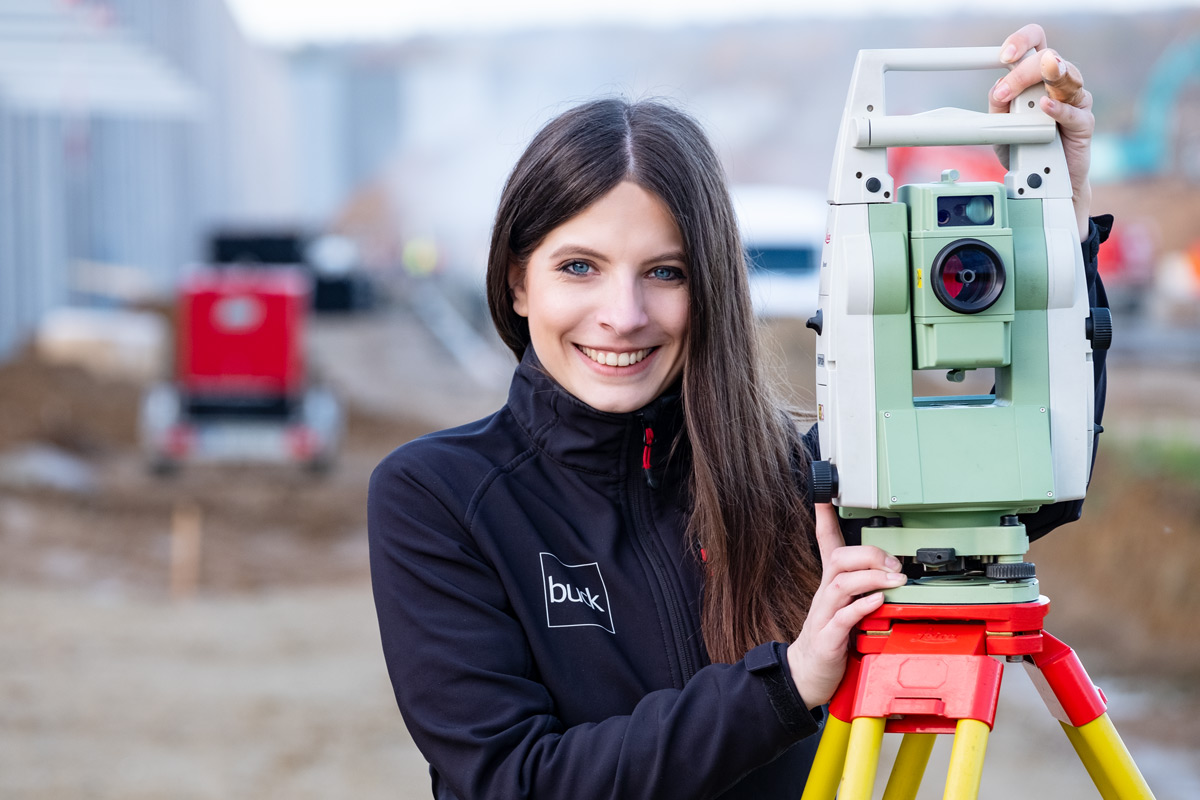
[0,0,1198,797]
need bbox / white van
[731,184,826,319]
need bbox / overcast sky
[226,0,1200,46]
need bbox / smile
[578,346,656,367]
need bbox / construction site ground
[2,293,1199,799]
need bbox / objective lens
[931,239,1005,313]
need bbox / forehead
[538,181,683,255]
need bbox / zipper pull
[642,425,659,489]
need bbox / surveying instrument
[802,46,1151,799]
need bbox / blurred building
[0,0,300,360]
[289,46,400,226]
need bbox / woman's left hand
[786,503,906,708]
[989,23,1094,241]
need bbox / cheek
[666,295,691,343]
[526,290,581,342]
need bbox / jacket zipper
[632,412,698,684]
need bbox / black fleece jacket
[369,217,1111,800]
[369,350,821,800]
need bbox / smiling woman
[369,97,850,800]
[509,181,690,413]
[367,25,1106,794]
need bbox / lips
[578,345,656,367]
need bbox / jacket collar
[507,347,685,477]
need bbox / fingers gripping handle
[828,46,1068,205]
[852,47,1053,147]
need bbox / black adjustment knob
[806,309,823,336]
[986,561,1037,580]
[1086,307,1113,351]
[915,548,956,566]
[810,461,839,504]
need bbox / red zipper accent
[641,425,660,489]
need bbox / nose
[596,273,649,335]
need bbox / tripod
[800,597,1155,800]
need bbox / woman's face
[510,181,689,414]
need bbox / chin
[578,389,656,415]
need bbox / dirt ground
[1,301,1198,799]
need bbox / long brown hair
[487,98,821,664]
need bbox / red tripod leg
[1025,633,1155,799]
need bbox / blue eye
[561,260,592,276]
[651,266,685,281]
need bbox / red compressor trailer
[140,265,343,472]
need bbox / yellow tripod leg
[944,718,989,800]
[882,733,936,800]
[801,715,852,800]
[839,716,886,800]
[1061,721,1120,800]
[1063,713,1155,800]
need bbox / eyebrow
[546,244,687,265]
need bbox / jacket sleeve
[803,215,1112,545]
[368,450,820,800]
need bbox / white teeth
[581,346,651,367]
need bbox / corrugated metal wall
[0,0,300,360]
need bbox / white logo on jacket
[539,552,615,634]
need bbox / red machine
[140,265,342,472]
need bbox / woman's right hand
[786,504,906,708]
[989,23,1095,241]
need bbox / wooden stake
[170,502,202,601]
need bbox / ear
[508,262,529,318]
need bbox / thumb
[814,502,845,566]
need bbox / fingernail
[1055,57,1066,77]
[885,556,902,571]
[1043,98,1058,112]
[888,572,908,585]
[1001,44,1017,62]
[993,82,1011,102]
